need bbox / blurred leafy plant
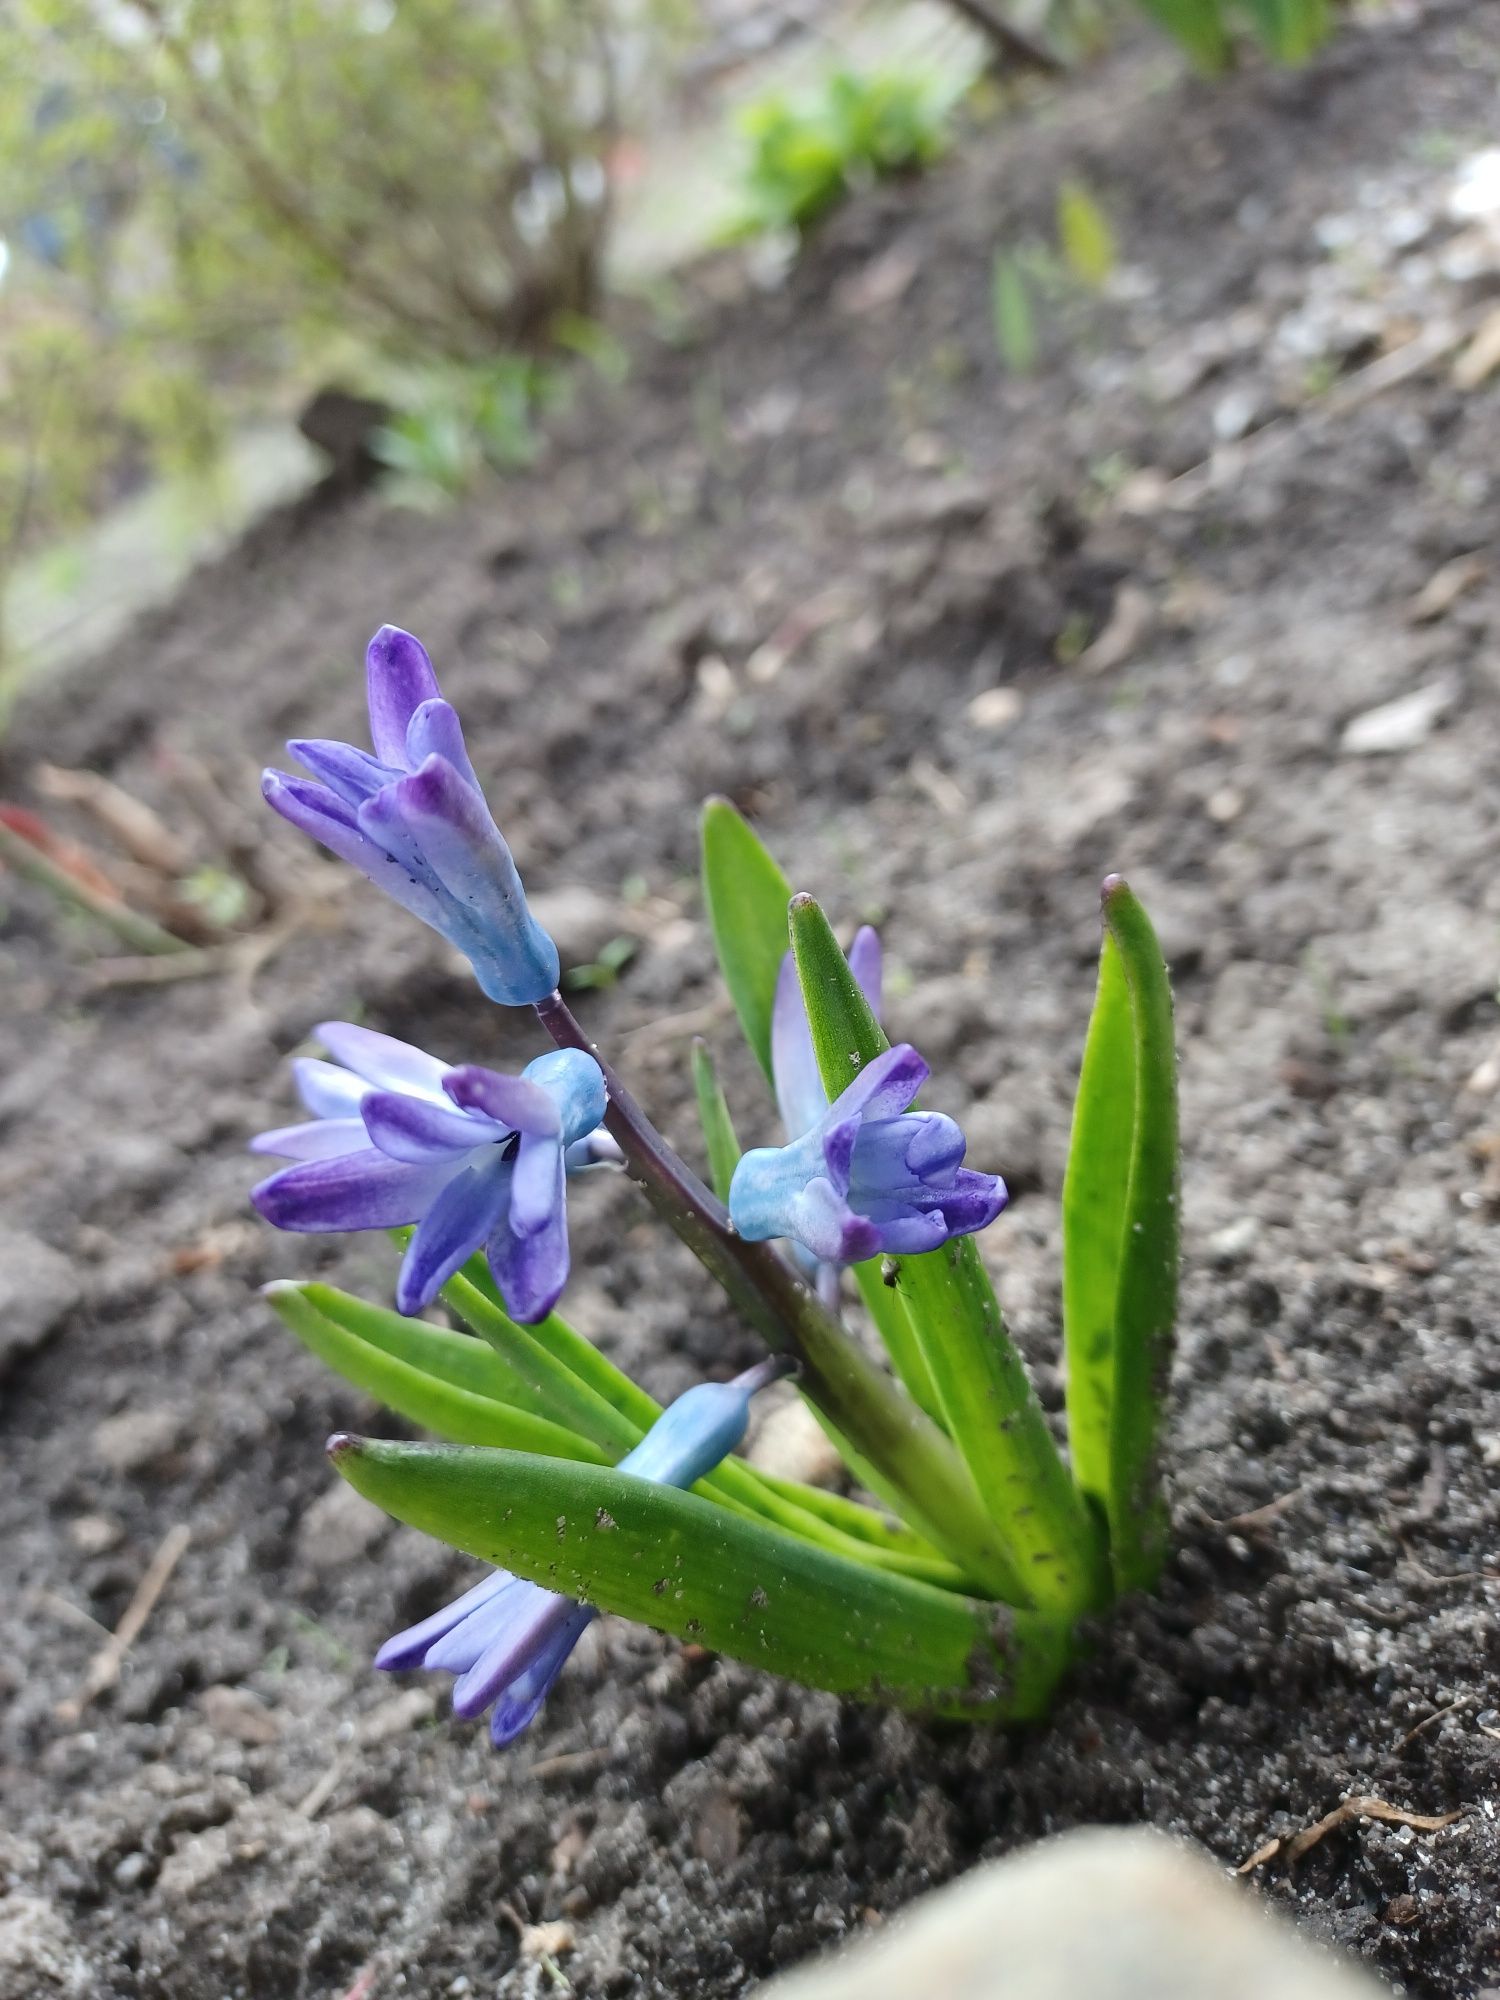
[728,68,958,241]
[1128,0,1330,66]
[0,0,682,658]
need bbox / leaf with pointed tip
[1098,876,1179,1593]
[266,1282,607,1461]
[700,798,793,1087]
[691,1037,742,1202]
[1061,932,1135,1514]
[331,1434,1073,1718]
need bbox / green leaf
[332,1436,1073,1718]
[1099,876,1180,1594]
[700,798,793,1087]
[1238,0,1328,62]
[1061,934,1136,1512]
[790,893,1106,1618]
[1134,0,1232,68]
[991,253,1037,375]
[266,1283,607,1461]
[691,1037,742,1202]
[443,1262,959,1585]
[1057,181,1117,290]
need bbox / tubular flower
[729,1042,1006,1265]
[262,625,559,1005]
[365,1356,786,1746]
[251,1022,605,1323]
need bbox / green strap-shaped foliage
[691,1036,742,1202]
[789,893,1106,1619]
[267,1282,609,1461]
[701,797,794,1086]
[1101,878,1180,1592]
[1060,934,1136,1512]
[332,1434,1072,1719]
[1061,876,1178,1593]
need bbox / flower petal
[396,1152,513,1314]
[262,770,444,925]
[315,1022,452,1099]
[392,756,560,1006]
[251,1150,452,1232]
[375,1569,515,1672]
[487,1605,595,1746]
[447,1585,581,1717]
[508,1129,562,1238]
[825,1042,927,1125]
[443,1065,560,1136]
[520,1049,606,1146]
[366,625,441,767]
[847,924,883,1015]
[619,1379,756,1486]
[249,1117,368,1162]
[293,1056,369,1120]
[286,738,397,808]
[362,1090,499,1164]
[488,1192,569,1324]
[405,696,480,793]
[849,1112,965,1196]
[771,950,827,1142]
[790,1176,881,1264]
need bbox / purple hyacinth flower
[367,1356,786,1746]
[728,1042,1006,1266]
[251,1022,606,1323]
[261,625,560,1006]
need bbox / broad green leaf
[1134,0,1232,68]
[1057,181,1117,290]
[691,1036,742,1202]
[267,1283,607,1461]
[332,1436,1073,1718]
[852,1260,943,1423]
[991,253,1037,375]
[790,894,1106,1618]
[1060,933,1136,1511]
[1099,876,1180,1594]
[701,798,793,1087]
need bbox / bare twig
[0,817,191,956]
[938,0,1065,74]
[56,1523,192,1723]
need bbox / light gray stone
[0,1228,81,1382]
[755,1830,1385,2000]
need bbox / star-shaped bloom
[729,1041,1006,1266]
[363,1356,785,1746]
[251,1022,606,1322]
[262,626,559,1005]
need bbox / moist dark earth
[4,6,1500,1995]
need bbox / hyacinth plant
[252,626,1179,1745]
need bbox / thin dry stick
[938,0,1065,74]
[57,1523,192,1723]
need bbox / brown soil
[3,6,1498,1996]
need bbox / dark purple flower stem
[533,989,1029,1603]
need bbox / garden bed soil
[2,5,1498,1995]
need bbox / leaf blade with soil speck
[330,1435,1072,1718]
[700,798,794,1089]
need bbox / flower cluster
[251,1024,606,1323]
[252,625,1026,1750]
